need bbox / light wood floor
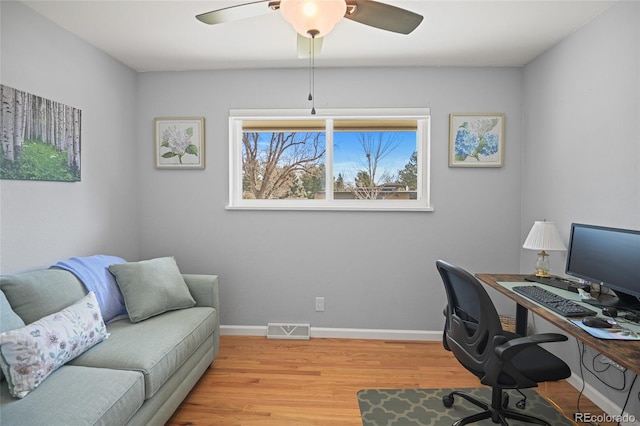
[167,335,613,425]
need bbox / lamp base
[533,250,550,277]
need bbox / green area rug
[357,387,573,426]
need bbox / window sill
[225,204,435,212]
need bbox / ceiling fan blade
[297,34,323,58]
[196,0,277,25]
[345,0,423,35]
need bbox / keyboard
[513,285,598,318]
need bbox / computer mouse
[582,317,614,328]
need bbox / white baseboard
[220,325,442,341]
[566,372,640,426]
[221,325,266,336]
[311,327,441,340]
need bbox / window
[228,108,432,211]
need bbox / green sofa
[0,267,220,426]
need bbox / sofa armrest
[183,274,219,311]
[183,274,220,358]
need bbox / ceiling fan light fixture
[280,0,347,38]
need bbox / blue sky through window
[333,131,417,184]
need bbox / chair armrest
[183,274,219,311]
[494,333,568,360]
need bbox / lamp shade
[280,0,346,38]
[523,221,566,251]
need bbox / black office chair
[436,260,571,426]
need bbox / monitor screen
[566,223,640,309]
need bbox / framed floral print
[154,117,205,169]
[449,113,504,167]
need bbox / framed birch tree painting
[1,85,81,181]
[154,117,205,169]
[449,113,504,167]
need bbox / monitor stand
[584,291,640,312]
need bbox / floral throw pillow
[0,292,108,398]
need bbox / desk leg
[515,304,528,336]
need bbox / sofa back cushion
[0,290,25,382]
[0,291,24,332]
[0,269,86,324]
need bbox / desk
[476,273,640,376]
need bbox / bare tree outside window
[352,132,401,199]
[242,131,325,199]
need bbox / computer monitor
[565,223,640,310]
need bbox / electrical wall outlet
[315,297,325,312]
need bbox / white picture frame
[449,113,504,167]
[154,117,205,169]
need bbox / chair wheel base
[442,395,454,408]
[442,389,551,426]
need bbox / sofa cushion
[0,291,25,383]
[1,365,144,426]
[0,292,109,398]
[108,257,195,323]
[70,306,216,399]
[0,291,24,333]
[0,269,86,324]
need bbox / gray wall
[1,0,636,332]
[0,1,140,272]
[521,1,639,416]
[521,0,640,269]
[136,67,523,330]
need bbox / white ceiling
[21,0,616,72]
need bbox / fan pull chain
[308,36,313,102]
[307,30,318,115]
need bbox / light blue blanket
[52,255,127,323]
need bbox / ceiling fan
[196,0,423,56]
[197,0,422,114]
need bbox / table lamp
[522,220,566,277]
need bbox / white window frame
[227,108,432,212]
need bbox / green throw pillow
[108,257,195,323]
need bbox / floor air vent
[267,323,310,340]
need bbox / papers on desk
[570,319,640,340]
